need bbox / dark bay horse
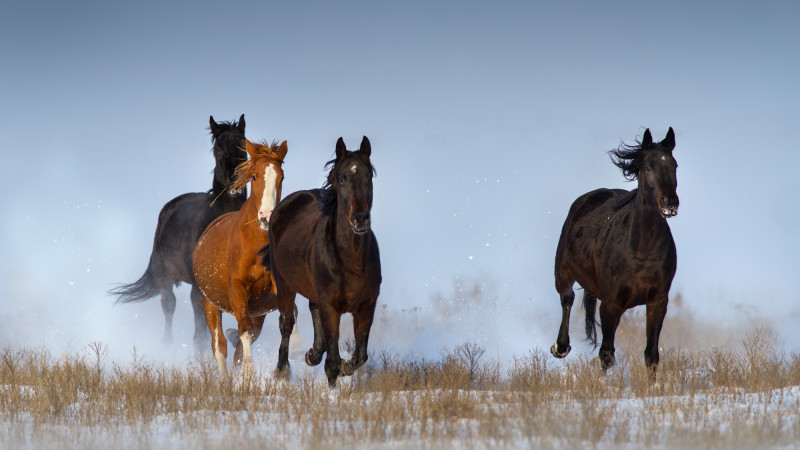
[110,115,247,349]
[263,136,381,386]
[193,139,288,374]
[551,128,678,376]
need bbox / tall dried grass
[2,321,800,449]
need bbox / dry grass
[2,323,800,449]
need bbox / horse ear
[276,140,288,160]
[335,137,347,160]
[237,114,246,133]
[642,129,653,148]
[663,127,675,151]
[209,116,218,133]
[359,136,371,157]
[244,140,257,158]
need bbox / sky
[1,1,799,368]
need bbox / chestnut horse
[110,115,247,350]
[262,136,381,386]
[193,139,287,374]
[551,128,678,377]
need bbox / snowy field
[2,321,800,450]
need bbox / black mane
[608,137,645,181]
[319,151,376,215]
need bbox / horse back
[554,188,634,293]
[151,192,218,284]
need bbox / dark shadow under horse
[110,115,248,350]
[551,128,679,377]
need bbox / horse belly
[193,222,234,313]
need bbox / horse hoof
[550,343,571,359]
[340,360,355,377]
[305,349,322,366]
[273,367,291,381]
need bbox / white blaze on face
[258,164,279,229]
[350,164,357,174]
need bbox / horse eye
[338,175,346,183]
[251,175,256,181]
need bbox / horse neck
[629,182,669,253]
[331,204,369,266]
[210,178,245,210]
[238,189,261,221]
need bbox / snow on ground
[3,381,799,449]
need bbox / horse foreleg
[341,301,376,377]
[160,288,177,344]
[644,298,668,379]
[305,301,325,366]
[598,301,624,371]
[551,288,575,359]
[319,302,342,387]
[275,307,296,378]
[234,314,265,369]
[202,297,227,375]
[229,280,255,372]
[190,285,209,352]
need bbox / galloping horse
[110,115,247,349]
[551,128,678,376]
[193,139,288,374]
[263,136,381,386]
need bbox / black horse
[262,136,381,386]
[110,115,248,350]
[550,128,678,376]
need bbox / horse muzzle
[258,217,270,231]
[658,194,679,218]
[350,211,370,235]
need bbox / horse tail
[258,244,270,270]
[109,264,160,304]
[583,290,598,347]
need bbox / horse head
[639,128,679,218]
[611,127,679,218]
[332,136,375,235]
[210,114,247,195]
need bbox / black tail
[109,264,160,304]
[583,291,598,348]
[257,244,270,270]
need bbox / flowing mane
[230,140,284,192]
[608,136,647,181]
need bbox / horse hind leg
[551,288,575,359]
[274,307,296,379]
[190,284,210,352]
[275,291,298,376]
[202,297,227,375]
[160,287,177,344]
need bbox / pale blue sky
[1,1,799,363]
